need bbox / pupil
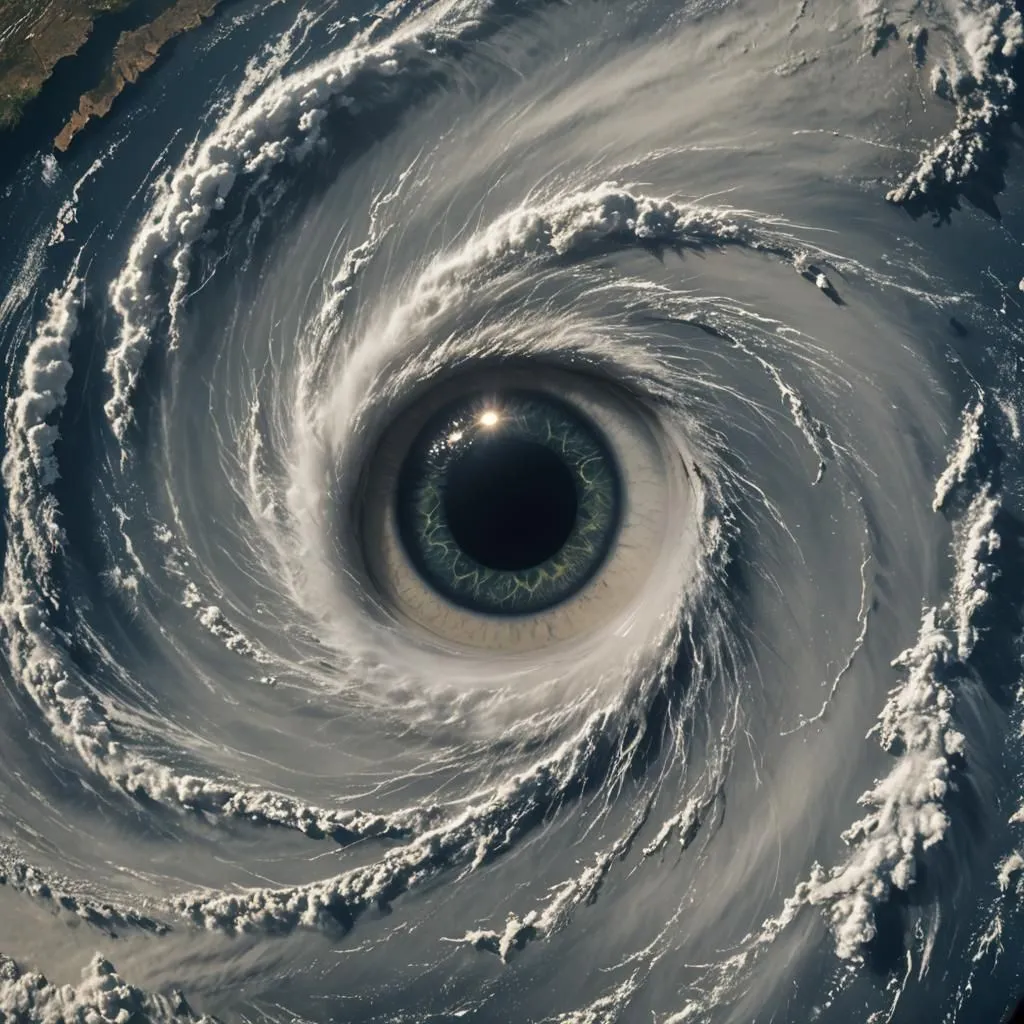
[443,438,578,571]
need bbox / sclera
[358,366,690,654]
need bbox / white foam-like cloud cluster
[0,281,440,848]
[997,851,1024,892]
[792,398,1003,960]
[0,952,213,1023]
[933,399,985,511]
[795,610,962,958]
[324,181,839,428]
[541,975,643,1024]
[171,710,622,933]
[104,0,492,442]
[642,795,709,857]
[2,278,79,596]
[950,489,1000,657]
[887,1,1024,206]
[452,851,614,961]
[187,589,273,663]
[0,845,166,935]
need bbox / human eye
[353,366,688,652]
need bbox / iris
[358,367,678,651]
[395,391,621,615]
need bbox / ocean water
[1,0,1023,1021]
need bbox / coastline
[54,0,222,152]
[0,0,134,129]
[0,0,224,155]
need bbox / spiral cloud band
[1,0,1023,1021]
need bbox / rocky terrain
[0,0,222,151]
[0,0,133,129]
[55,0,221,151]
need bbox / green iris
[396,391,621,615]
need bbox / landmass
[0,0,223,153]
[55,0,221,152]
[0,0,134,129]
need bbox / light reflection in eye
[356,367,685,654]
[394,389,620,616]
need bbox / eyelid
[356,366,690,654]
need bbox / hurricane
[1,0,1023,1020]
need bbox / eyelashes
[353,366,688,653]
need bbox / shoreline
[54,0,222,152]
[0,0,135,130]
[0,0,225,156]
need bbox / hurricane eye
[395,391,621,615]
[357,367,684,653]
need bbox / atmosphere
[1,0,1023,1021]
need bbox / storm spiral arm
[1,0,1024,1021]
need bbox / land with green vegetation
[0,0,223,150]
[0,0,134,128]
[55,0,221,150]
